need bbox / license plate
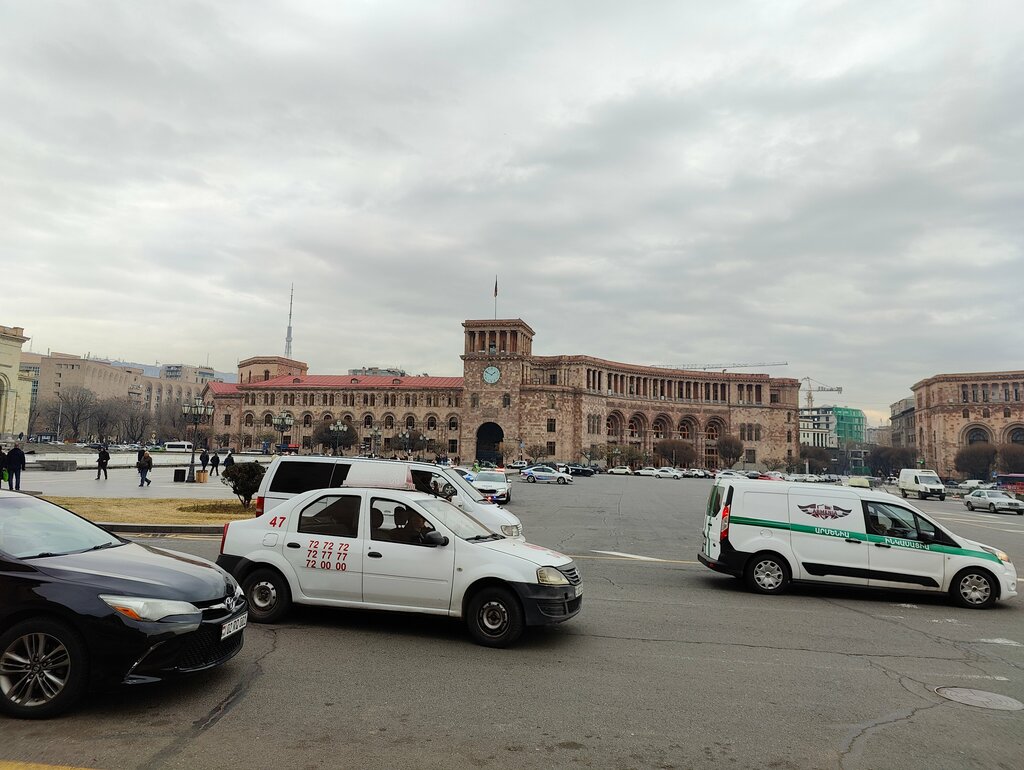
[574,585,583,598]
[221,612,247,640]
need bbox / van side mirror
[422,531,448,547]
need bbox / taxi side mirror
[422,531,448,547]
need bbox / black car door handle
[368,551,383,559]
[845,538,861,544]
[286,542,301,549]
[874,543,892,548]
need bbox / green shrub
[221,462,266,508]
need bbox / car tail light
[220,523,230,554]
[255,496,265,516]
[720,504,730,541]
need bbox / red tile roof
[206,382,240,395]
[244,375,464,389]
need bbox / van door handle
[367,551,383,559]
[845,539,861,544]
[874,543,892,548]
[286,542,301,549]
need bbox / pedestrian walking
[138,450,153,487]
[6,442,27,491]
[200,449,210,472]
[223,450,235,469]
[96,446,110,480]
[210,451,220,476]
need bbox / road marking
[976,638,1022,646]
[570,553,698,565]
[591,550,666,562]
[0,763,98,770]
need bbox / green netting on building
[833,407,866,443]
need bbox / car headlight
[980,547,1012,565]
[537,566,569,585]
[500,524,521,537]
[100,595,202,622]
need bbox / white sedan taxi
[217,487,582,647]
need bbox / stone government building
[206,318,802,467]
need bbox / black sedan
[0,491,247,718]
[566,465,595,477]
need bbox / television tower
[284,284,294,358]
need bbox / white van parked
[162,441,193,452]
[218,486,581,647]
[698,479,1017,608]
[255,456,524,540]
[898,468,946,501]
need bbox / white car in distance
[653,467,682,479]
[471,471,512,503]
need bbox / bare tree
[53,386,98,440]
[655,439,696,467]
[717,434,744,468]
[955,444,997,480]
[998,444,1024,474]
[762,456,787,471]
[525,443,548,462]
[28,398,53,437]
[92,398,122,443]
[119,400,153,444]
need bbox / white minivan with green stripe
[698,479,1018,608]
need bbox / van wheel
[744,553,791,595]
[466,587,524,648]
[900,489,907,498]
[243,568,292,623]
[939,495,945,502]
[917,491,924,500]
[950,568,998,609]
[0,618,88,719]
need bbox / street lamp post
[398,430,411,459]
[272,412,294,454]
[329,420,350,456]
[181,397,214,483]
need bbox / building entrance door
[475,422,504,465]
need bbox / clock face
[482,366,501,384]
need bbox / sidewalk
[22,467,240,500]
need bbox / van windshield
[919,474,941,483]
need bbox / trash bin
[196,470,209,483]
[174,468,187,482]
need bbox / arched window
[384,415,394,429]
[470,394,479,408]
[244,414,254,427]
[679,422,691,440]
[1005,408,1011,418]
[502,394,511,408]
[448,417,459,431]
[263,370,270,381]
[962,409,970,418]
[755,425,762,441]
[983,408,990,418]
[364,415,373,428]
[406,416,415,430]
[264,414,273,427]
[968,428,989,444]
[303,415,312,427]
[706,423,720,442]
[1011,429,1024,444]
[427,416,437,431]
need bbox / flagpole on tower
[494,275,498,319]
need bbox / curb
[100,523,225,535]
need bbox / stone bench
[35,459,78,471]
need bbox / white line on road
[591,550,666,561]
[975,638,1022,646]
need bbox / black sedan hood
[30,542,230,603]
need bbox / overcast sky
[4,1,1022,425]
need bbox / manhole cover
[935,688,1024,711]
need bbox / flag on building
[494,276,498,298]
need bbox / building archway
[475,422,505,464]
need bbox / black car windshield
[0,496,123,559]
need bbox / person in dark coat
[223,450,235,469]
[199,449,210,472]
[210,451,221,476]
[96,446,110,480]
[6,443,27,491]
[138,451,153,487]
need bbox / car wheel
[556,477,567,485]
[466,586,525,648]
[527,475,536,483]
[950,568,998,609]
[989,503,997,513]
[0,618,88,719]
[505,491,511,503]
[744,553,791,595]
[243,568,292,623]
[965,502,973,511]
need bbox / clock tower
[461,319,535,463]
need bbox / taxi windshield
[0,496,124,559]
[417,498,497,540]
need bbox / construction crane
[801,376,843,410]
[654,361,789,373]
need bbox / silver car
[963,489,1024,514]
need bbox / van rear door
[701,483,729,561]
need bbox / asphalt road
[3,477,1023,770]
